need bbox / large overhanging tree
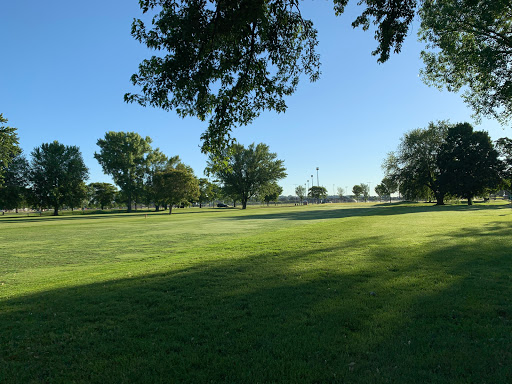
[419,0,512,125]
[126,1,510,152]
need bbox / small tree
[29,141,89,216]
[352,185,364,202]
[360,183,370,202]
[207,143,286,209]
[309,186,328,203]
[336,187,344,202]
[261,182,283,206]
[154,163,199,214]
[295,185,306,204]
[89,182,118,210]
[374,184,386,202]
[376,177,399,203]
[95,132,153,212]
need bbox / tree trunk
[155,205,160,212]
[199,202,202,208]
[242,198,247,209]
[169,205,173,215]
[468,197,473,205]
[53,206,59,216]
[435,194,445,205]
[127,196,132,213]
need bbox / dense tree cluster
[384,121,506,205]
[0,122,286,215]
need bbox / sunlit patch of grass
[1,202,511,382]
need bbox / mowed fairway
[1,203,511,383]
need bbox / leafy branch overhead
[126,1,511,153]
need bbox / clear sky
[1,0,509,197]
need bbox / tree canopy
[419,0,512,125]
[260,182,283,205]
[88,182,118,210]
[154,162,199,214]
[94,132,154,212]
[0,113,21,184]
[295,185,306,203]
[437,123,502,205]
[308,186,328,202]
[384,121,450,205]
[29,141,89,215]
[0,153,29,211]
[352,185,364,201]
[126,1,510,151]
[207,142,286,209]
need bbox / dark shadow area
[2,204,508,225]
[1,224,511,383]
[222,203,510,222]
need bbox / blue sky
[1,0,508,197]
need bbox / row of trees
[0,122,287,214]
[381,121,509,205]
[294,185,329,204]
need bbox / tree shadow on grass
[223,203,510,222]
[1,223,512,383]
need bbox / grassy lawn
[1,202,511,383]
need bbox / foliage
[496,137,512,180]
[437,123,503,205]
[419,0,512,125]
[198,178,217,208]
[29,141,89,215]
[375,177,398,203]
[360,183,370,202]
[94,132,153,212]
[374,184,386,201]
[384,121,450,205]
[260,182,283,206]
[126,1,512,150]
[308,185,328,202]
[336,186,344,200]
[0,153,29,211]
[144,150,171,210]
[207,143,286,209]
[65,181,88,211]
[352,184,364,201]
[295,185,306,203]
[88,182,118,210]
[0,113,21,184]
[154,162,199,214]
[126,0,320,154]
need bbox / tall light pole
[311,174,314,188]
[307,180,309,196]
[316,167,319,187]
[368,181,372,202]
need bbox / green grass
[1,202,511,383]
